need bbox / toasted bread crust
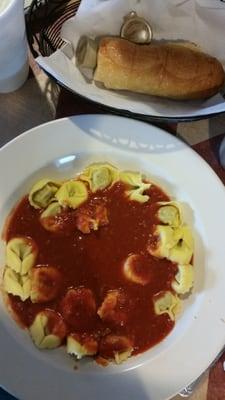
[94,37,225,100]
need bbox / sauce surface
[6,182,177,357]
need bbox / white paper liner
[37,0,225,119]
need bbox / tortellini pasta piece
[29,179,60,209]
[157,201,182,228]
[123,254,152,286]
[119,171,151,203]
[119,171,145,187]
[55,180,88,209]
[67,334,98,359]
[30,266,62,303]
[80,162,119,192]
[169,226,194,265]
[39,202,63,232]
[76,204,108,234]
[127,185,151,203]
[114,349,133,364]
[6,237,37,275]
[97,289,128,327]
[148,225,177,259]
[3,267,31,301]
[99,334,133,364]
[61,288,96,330]
[29,310,67,349]
[172,264,194,294]
[148,225,194,264]
[40,201,62,219]
[153,291,181,321]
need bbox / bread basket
[26,0,225,122]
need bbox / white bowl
[0,114,225,400]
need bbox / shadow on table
[0,67,53,148]
[0,370,155,400]
[0,387,17,400]
[55,88,177,136]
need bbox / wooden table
[0,56,225,400]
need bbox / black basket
[26,0,80,58]
[25,0,225,123]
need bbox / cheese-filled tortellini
[30,266,62,303]
[29,309,67,349]
[29,179,60,209]
[40,201,62,219]
[80,162,118,192]
[99,334,133,364]
[148,225,177,259]
[123,254,152,285]
[97,289,128,327]
[157,201,182,228]
[114,349,133,364]
[127,185,151,203]
[148,225,194,264]
[61,288,97,330]
[120,171,151,203]
[76,204,108,234]
[6,237,37,275]
[55,180,88,209]
[39,202,63,232]
[3,267,31,301]
[169,226,194,265]
[120,171,145,187]
[172,264,194,294]
[67,333,98,359]
[153,291,181,321]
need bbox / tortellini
[3,267,31,301]
[6,237,37,275]
[153,291,181,321]
[55,180,88,209]
[40,202,62,219]
[148,225,177,259]
[3,237,38,301]
[30,266,62,303]
[127,185,151,203]
[29,179,60,209]
[119,171,145,187]
[157,201,182,228]
[123,254,152,285]
[148,225,194,264]
[119,171,151,203]
[99,334,133,364]
[61,288,97,330]
[80,162,119,192]
[76,204,108,234]
[172,264,194,294]
[39,202,63,232]
[114,349,133,364]
[67,334,98,359]
[97,289,128,327]
[29,310,66,349]
[170,226,194,265]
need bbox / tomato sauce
[6,182,177,357]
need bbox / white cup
[0,0,29,93]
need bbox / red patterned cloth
[207,351,225,400]
[193,134,225,184]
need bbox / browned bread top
[94,37,225,100]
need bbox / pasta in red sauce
[2,164,194,365]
